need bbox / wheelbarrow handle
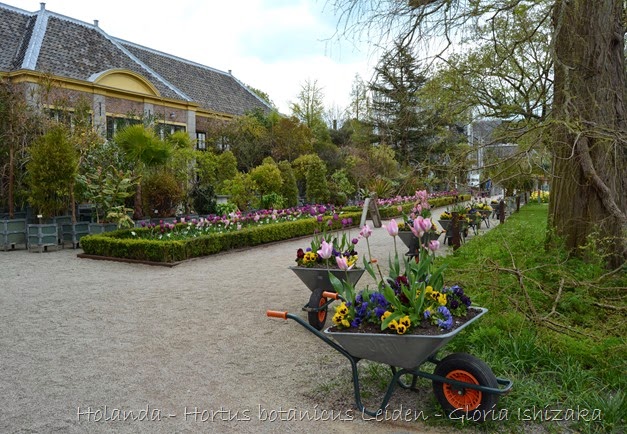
[266,310,288,319]
[322,291,339,300]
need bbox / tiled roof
[0,5,33,71]
[0,2,271,116]
[121,41,269,116]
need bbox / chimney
[94,19,99,27]
[40,2,45,10]
[228,69,232,75]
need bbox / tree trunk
[133,182,143,220]
[8,143,14,218]
[549,0,627,268]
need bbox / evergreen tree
[369,41,429,166]
[278,160,299,207]
[305,159,330,204]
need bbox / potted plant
[397,190,442,255]
[1,215,27,251]
[291,217,364,330]
[76,165,138,234]
[25,126,77,252]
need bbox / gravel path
[0,203,499,433]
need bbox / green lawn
[433,203,626,433]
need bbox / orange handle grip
[266,310,288,320]
[322,291,339,300]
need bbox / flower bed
[79,191,470,264]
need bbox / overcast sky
[4,0,380,115]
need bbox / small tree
[26,125,77,219]
[167,130,195,213]
[114,124,172,218]
[215,150,238,193]
[142,169,184,218]
[278,160,299,207]
[305,159,330,204]
[249,159,283,199]
[76,165,137,223]
[329,168,356,205]
[222,172,257,211]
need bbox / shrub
[278,160,299,207]
[190,183,217,215]
[305,160,330,204]
[141,170,183,217]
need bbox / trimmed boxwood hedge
[80,195,470,263]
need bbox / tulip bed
[79,192,469,264]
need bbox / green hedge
[81,211,363,263]
[80,195,470,263]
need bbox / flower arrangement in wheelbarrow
[268,217,512,422]
[294,216,359,269]
[290,216,365,331]
[329,218,475,335]
[397,190,444,249]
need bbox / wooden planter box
[1,219,27,251]
[27,223,59,252]
[62,222,90,248]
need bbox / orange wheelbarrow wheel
[432,353,500,422]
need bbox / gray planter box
[88,223,118,234]
[53,215,72,243]
[62,222,90,248]
[27,223,59,252]
[1,219,27,251]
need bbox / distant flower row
[131,191,462,241]
[361,190,461,208]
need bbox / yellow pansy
[400,316,411,328]
[380,311,392,321]
[337,303,348,316]
[396,324,407,334]
[332,313,343,325]
[388,320,398,330]
[341,319,350,328]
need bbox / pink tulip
[384,219,398,237]
[359,224,372,239]
[335,255,354,271]
[411,218,424,238]
[419,217,432,233]
[428,240,440,252]
[317,240,333,259]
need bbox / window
[217,135,230,151]
[156,123,186,140]
[106,116,140,139]
[46,108,92,131]
[196,132,206,150]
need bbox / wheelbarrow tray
[324,307,487,370]
[289,266,365,292]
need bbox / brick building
[0,2,272,148]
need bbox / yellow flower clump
[302,251,318,264]
[332,302,350,327]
